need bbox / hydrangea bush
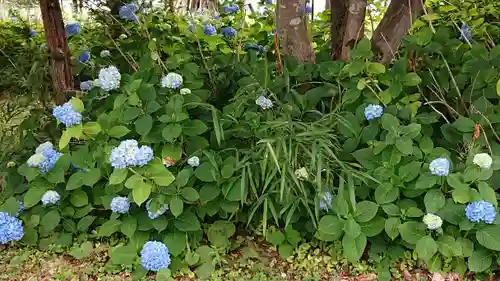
[2,2,500,280]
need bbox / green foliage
[3,1,500,279]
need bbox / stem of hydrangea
[107,34,138,72]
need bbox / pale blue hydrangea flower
[119,3,140,23]
[15,200,24,217]
[41,190,60,206]
[459,23,472,42]
[422,213,442,230]
[161,73,183,89]
[40,43,46,50]
[146,199,167,219]
[223,4,240,14]
[256,95,273,109]
[100,50,111,58]
[319,191,333,211]
[187,156,200,167]
[98,66,121,91]
[364,104,383,120]
[465,200,497,224]
[66,23,81,36]
[245,43,265,53]
[110,196,130,214]
[221,27,237,38]
[78,51,90,63]
[0,212,24,244]
[305,3,312,13]
[27,142,63,173]
[203,24,217,36]
[30,30,37,37]
[109,140,154,168]
[429,158,450,176]
[140,241,171,271]
[80,80,94,91]
[52,102,82,127]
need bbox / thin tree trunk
[371,0,426,64]
[40,0,73,104]
[278,0,316,63]
[330,0,367,60]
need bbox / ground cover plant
[2,0,500,280]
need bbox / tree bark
[39,0,73,104]
[330,0,367,60]
[278,0,316,63]
[371,0,426,64]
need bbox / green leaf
[342,233,367,263]
[194,162,217,182]
[497,78,500,97]
[318,215,344,240]
[98,219,122,237]
[416,235,437,262]
[77,216,95,232]
[478,181,497,206]
[108,126,130,138]
[18,164,40,182]
[174,211,201,231]
[82,168,101,187]
[278,243,294,259]
[165,232,186,256]
[360,216,385,237]
[395,138,413,155]
[23,183,49,208]
[476,225,500,251]
[182,120,208,136]
[344,218,361,237]
[468,249,492,272]
[135,115,153,135]
[424,189,445,213]
[70,189,88,207]
[385,217,400,240]
[110,244,137,266]
[354,201,378,223]
[374,183,399,204]
[150,168,175,187]
[170,197,184,217]
[208,221,235,247]
[437,235,462,257]
[452,117,475,132]
[121,216,137,238]
[427,255,442,273]
[398,221,426,244]
[162,124,182,142]
[109,169,128,185]
[133,182,151,206]
[399,161,422,182]
[70,241,93,260]
[181,187,199,201]
[366,62,386,74]
[41,210,61,232]
[403,73,422,86]
[415,173,438,189]
[199,184,219,204]
[456,237,474,257]
[381,114,400,132]
[156,269,171,281]
[175,168,193,188]
[82,122,101,136]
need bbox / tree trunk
[330,0,367,60]
[278,0,316,63]
[39,0,73,104]
[371,0,426,64]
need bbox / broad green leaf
[194,162,217,182]
[385,217,400,240]
[359,216,385,237]
[342,233,367,263]
[424,189,445,213]
[162,124,182,142]
[69,189,88,207]
[175,168,193,188]
[208,221,235,247]
[132,182,151,206]
[476,225,500,251]
[170,197,184,217]
[374,183,399,204]
[477,181,497,206]
[70,241,93,260]
[121,216,137,238]
[135,114,153,135]
[365,62,386,74]
[344,218,361,238]
[278,243,294,259]
[174,211,201,231]
[98,219,122,237]
[77,216,95,232]
[437,235,461,257]
[398,221,425,244]
[182,120,208,136]
[164,232,187,256]
[125,174,143,189]
[395,138,413,155]
[416,235,437,262]
[468,249,492,272]
[82,122,101,136]
[381,114,400,132]
[199,184,220,204]
[318,215,344,240]
[108,126,130,138]
[354,201,378,223]
[452,117,475,132]
[41,210,61,232]
[109,169,128,185]
[403,73,422,86]
[109,244,137,265]
[181,187,199,201]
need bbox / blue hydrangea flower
[78,51,90,63]
[429,158,450,177]
[223,4,240,14]
[30,30,37,37]
[66,23,81,36]
[53,101,82,127]
[0,212,24,244]
[256,95,273,110]
[70,163,89,172]
[27,142,63,173]
[466,200,497,224]
[266,0,274,4]
[98,66,121,91]
[364,104,383,120]
[100,50,111,58]
[221,27,237,38]
[110,197,130,214]
[109,140,154,169]
[459,23,472,42]
[80,80,94,91]
[187,156,200,167]
[146,199,167,219]
[203,24,217,36]
[140,241,171,271]
[305,3,312,14]
[161,73,183,89]
[40,43,46,50]
[244,43,265,53]
[41,190,60,206]
[319,191,333,211]
[15,200,24,217]
[119,3,140,23]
